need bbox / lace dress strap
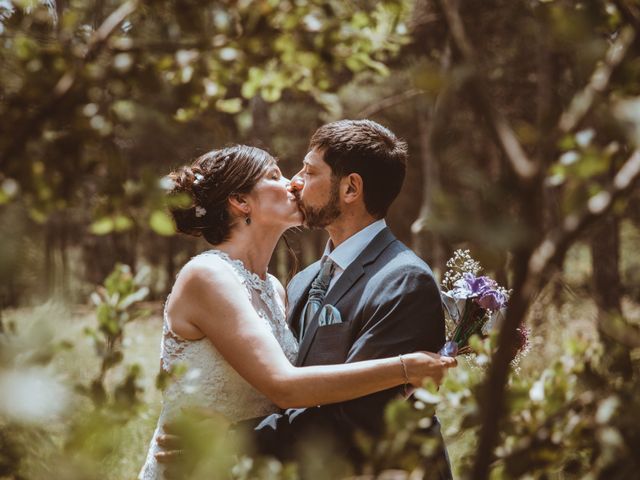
[196,249,284,324]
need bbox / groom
[158,119,453,478]
[251,119,453,478]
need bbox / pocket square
[317,304,342,327]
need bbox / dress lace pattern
[138,250,298,480]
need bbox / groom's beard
[299,179,341,229]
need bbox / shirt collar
[322,219,387,271]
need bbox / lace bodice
[139,250,299,480]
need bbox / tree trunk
[411,101,445,272]
[59,216,70,299]
[590,213,632,377]
[591,215,621,312]
[410,44,452,274]
[44,217,56,297]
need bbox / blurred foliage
[1,0,640,479]
[0,264,152,478]
[0,0,414,302]
[359,329,640,479]
[82,262,149,405]
[0,0,410,230]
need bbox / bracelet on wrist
[398,354,410,397]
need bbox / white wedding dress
[138,250,299,480]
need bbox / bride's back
[138,250,298,480]
[160,249,296,421]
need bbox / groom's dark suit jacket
[252,227,449,476]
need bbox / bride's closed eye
[269,168,282,180]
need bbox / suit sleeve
[251,266,445,456]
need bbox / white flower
[159,176,175,191]
[195,206,206,217]
[193,173,205,185]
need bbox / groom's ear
[341,173,363,204]
[228,193,251,216]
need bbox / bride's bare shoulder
[175,253,240,296]
[168,254,246,338]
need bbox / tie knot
[308,258,335,296]
[319,257,335,278]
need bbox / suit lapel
[295,227,397,366]
[294,264,365,366]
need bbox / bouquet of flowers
[438,250,528,358]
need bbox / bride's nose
[288,175,304,192]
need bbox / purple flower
[476,289,507,310]
[464,273,497,296]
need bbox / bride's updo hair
[168,145,275,245]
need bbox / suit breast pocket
[309,322,353,364]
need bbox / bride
[139,145,455,479]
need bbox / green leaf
[119,287,149,310]
[362,57,390,76]
[241,81,259,99]
[260,85,282,103]
[345,56,365,73]
[166,192,191,209]
[149,210,175,236]
[112,100,136,122]
[575,153,609,178]
[90,217,114,235]
[113,215,134,232]
[175,108,196,122]
[215,98,243,113]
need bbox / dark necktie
[299,258,335,341]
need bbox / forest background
[1,0,640,479]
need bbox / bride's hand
[403,351,457,387]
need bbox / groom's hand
[154,422,186,480]
[155,426,182,464]
[155,406,237,480]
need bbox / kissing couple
[139,119,456,479]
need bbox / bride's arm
[168,260,455,409]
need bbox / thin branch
[558,26,636,133]
[88,0,138,60]
[527,149,640,280]
[436,0,539,183]
[613,0,640,30]
[357,88,425,118]
[470,149,640,480]
[1,0,139,167]
[500,391,596,463]
[110,40,214,53]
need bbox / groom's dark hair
[309,119,407,218]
